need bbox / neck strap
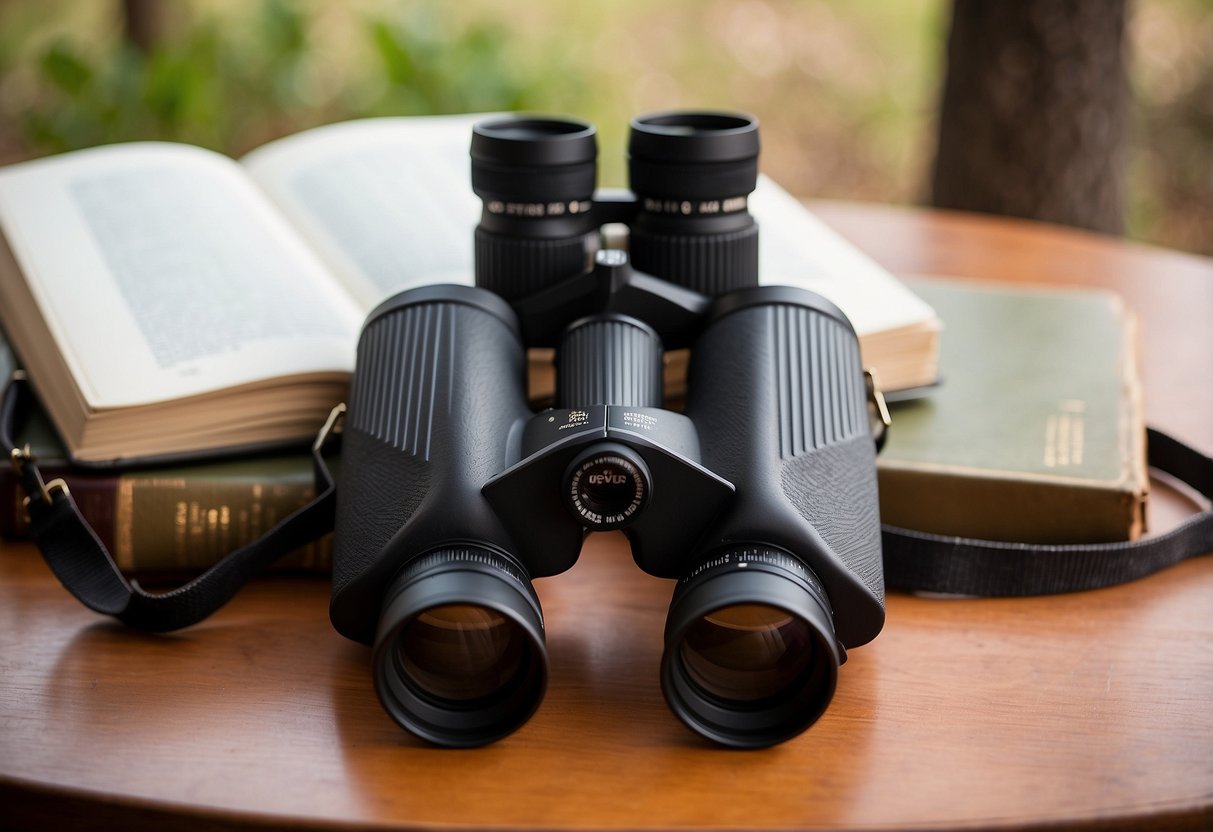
[2,376,338,631]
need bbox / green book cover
[878,277,1147,544]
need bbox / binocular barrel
[330,285,548,747]
[663,287,886,748]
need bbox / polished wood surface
[2,204,1211,831]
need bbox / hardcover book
[0,383,328,573]
[877,277,1148,543]
[0,115,938,465]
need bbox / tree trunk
[120,0,164,53]
[930,0,1129,235]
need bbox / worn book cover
[0,438,330,575]
[877,276,1147,544]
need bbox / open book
[0,115,939,465]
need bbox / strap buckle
[11,444,71,516]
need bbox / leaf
[40,41,92,96]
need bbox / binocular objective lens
[373,547,548,747]
[395,604,531,703]
[661,547,840,748]
[679,603,815,703]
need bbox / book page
[0,143,363,408]
[243,116,937,338]
[241,115,487,311]
[752,175,937,337]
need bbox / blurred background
[0,0,1209,255]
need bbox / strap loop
[2,375,339,631]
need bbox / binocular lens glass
[395,604,532,703]
[661,549,840,747]
[372,547,548,747]
[679,603,815,703]
[630,112,758,146]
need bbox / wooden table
[2,203,1211,831]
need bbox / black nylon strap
[2,376,337,632]
[881,427,1213,596]
[3,375,1211,628]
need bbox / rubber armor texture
[686,299,884,646]
[331,297,531,643]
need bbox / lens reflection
[396,604,529,703]
[679,603,813,703]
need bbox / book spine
[0,465,331,574]
[0,463,118,541]
[876,464,1147,544]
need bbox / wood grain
[2,203,1210,831]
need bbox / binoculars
[329,111,887,748]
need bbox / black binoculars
[328,111,886,749]
[330,283,885,748]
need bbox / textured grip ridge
[349,302,455,461]
[773,304,867,459]
[629,223,758,295]
[556,316,664,408]
[474,227,593,300]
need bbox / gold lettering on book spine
[115,478,135,570]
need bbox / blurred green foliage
[0,0,1209,255]
[0,0,949,196]
[0,0,586,156]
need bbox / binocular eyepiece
[330,279,885,748]
[471,110,761,304]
